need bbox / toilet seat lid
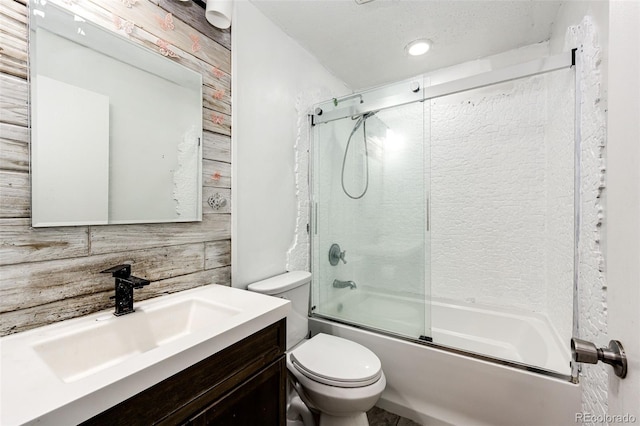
[289,333,382,388]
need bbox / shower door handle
[571,338,628,378]
[426,197,430,231]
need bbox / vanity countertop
[0,285,290,426]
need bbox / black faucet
[101,264,150,316]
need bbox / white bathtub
[318,290,571,374]
[310,291,580,425]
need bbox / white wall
[33,76,110,226]
[232,1,349,288]
[548,2,610,421]
[607,0,640,419]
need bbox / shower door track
[312,51,575,126]
[310,312,575,383]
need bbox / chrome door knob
[571,338,628,378]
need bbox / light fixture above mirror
[206,0,233,29]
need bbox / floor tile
[367,405,423,426]
[397,416,422,426]
[367,406,400,426]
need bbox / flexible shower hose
[341,113,373,199]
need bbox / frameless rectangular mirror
[30,1,203,227]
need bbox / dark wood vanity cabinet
[81,319,287,426]
[188,357,286,425]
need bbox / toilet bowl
[287,334,386,426]
[247,271,386,426]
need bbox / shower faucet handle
[329,243,347,266]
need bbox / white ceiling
[249,0,564,90]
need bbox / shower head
[353,110,377,121]
[350,111,377,134]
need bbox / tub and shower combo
[307,53,582,425]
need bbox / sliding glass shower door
[310,54,577,377]
[311,100,431,341]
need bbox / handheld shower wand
[341,111,376,199]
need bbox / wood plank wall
[0,0,232,336]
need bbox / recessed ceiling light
[405,39,432,56]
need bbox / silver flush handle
[571,338,628,378]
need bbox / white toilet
[248,271,386,426]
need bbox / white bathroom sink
[1,285,290,426]
[32,299,241,383]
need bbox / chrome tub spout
[333,279,357,290]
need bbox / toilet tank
[247,271,311,350]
